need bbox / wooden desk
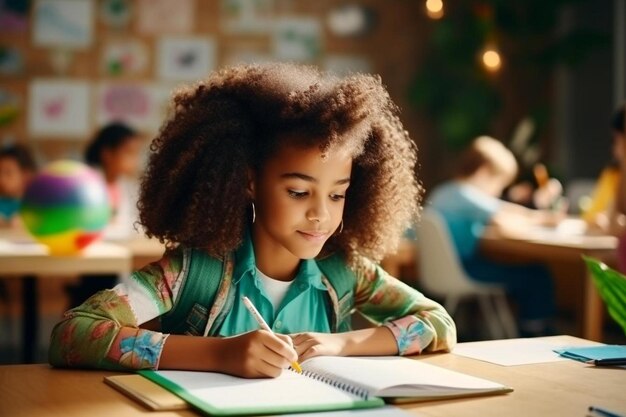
[479,228,617,342]
[0,239,132,275]
[0,236,132,363]
[0,336,624,417]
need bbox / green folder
[138,356,512,416]
[139,368,382,416]
[554,345,626,366]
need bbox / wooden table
[0,336,624,417]
[380,222,619,341]
[0,235,132,363]
[479,226,617,342]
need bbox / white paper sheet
[452,338,571,366]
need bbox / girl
[49,63,456,378]
[0,143,37,227]
[65,122,143,308]
[84,121,143,239]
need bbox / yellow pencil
[242,296,302,374]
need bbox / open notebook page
[301,356,511,398]
[144,369,382,415]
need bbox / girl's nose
[306,198,330,224]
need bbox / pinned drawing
[220,0,273,34]
[28,80,90,138]
[99,0,132,28]
[33,0,94,48]
[273,17,322,62]
[0,47,24,75]
[0,0,30,32]
[101,39,149,76]
[0,89,21,128]
[96,83,172,132]
[137,0,195,34]
[157,37,215,81]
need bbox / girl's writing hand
[218,330,298,378]
[290,332,346,362]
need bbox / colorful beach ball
[20,160,111,255]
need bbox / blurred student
[428,136,563,337]
[0,143,37,227]
[66,122,143,307]
[85,122,144,239]
[583,106,625,232]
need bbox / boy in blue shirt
[429,136,562,337]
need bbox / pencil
[533,163,549,188]
[242,296,303,374]
[588,406,625,417]
[585,358,626,366]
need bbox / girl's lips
[297,230,329,241]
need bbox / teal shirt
[0,197,20,220]
[216,234,332,336]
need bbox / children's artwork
[99,0,132,28]
[157,37,216,81]
[220,0,273,34]
[33,0,94,49]
[326,4,376,38]
[0,46,24,75]
[272,17,322,62]
[0,0,30,32]
[101,39,149,76]
[324,55,372,77]
[95,83,173,132]
[0,89,21,128]
[137,0,195,34]
[28,80,90,138]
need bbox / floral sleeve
[48,247,185,370]
[352,257,457,355]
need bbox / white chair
[417,209,518,339]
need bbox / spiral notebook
[139,356,512,416]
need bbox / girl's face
[101,136,143,179]
[251,143,352,265]
[0,157,29,198]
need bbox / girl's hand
[290,332,347,362]
[217,330,298,378]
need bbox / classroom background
[1,0,625,364]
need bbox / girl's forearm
[159,334,226,371]
[339,326,398,356]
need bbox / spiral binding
[295,368,370,399]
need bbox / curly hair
[138,63,422,264]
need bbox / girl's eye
[330,194,346,202]
[288,190,308,198]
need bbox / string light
[481,46,502,71]
[425,0,444,19]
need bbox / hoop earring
[338,219,343,234]
[251,202,256,224]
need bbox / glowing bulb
[426,0,444,19]
[426,0,443,12]
[482,48,501,71]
